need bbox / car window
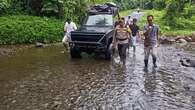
[85,14,113,26]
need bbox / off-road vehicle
[69,3,119,60]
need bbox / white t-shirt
[64,22,77,33]
[126,18,132,25]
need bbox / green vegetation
[164,0,195,27]
[0,0,112,21]
[114,0,166,10]
[0,15,63,44]
[0,0,195,44]
[0,0,112,44]
[0,0,10,14]
[120,10,133,17]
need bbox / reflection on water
[0,44,195,110]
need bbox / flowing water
[0,43,195,110]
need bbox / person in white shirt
[126,15,132,26]
[62,18,77,50]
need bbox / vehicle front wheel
[105,49,111,60]
[70,47,81,58]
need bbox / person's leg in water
[151,47,157,68]
[118,43,128,65]
[118,44,123,63]
[132,36,136,53]
[62,33,69,51]
[133,45,136,53]
[144,47,150,68]
[127,39,131,54]
[121,43,128,65]
[63,43,68,51]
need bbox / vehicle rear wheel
[70,47,81,58]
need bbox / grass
[121,9,195,36]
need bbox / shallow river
[0,43,195,110]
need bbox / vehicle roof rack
[87,2,119,16]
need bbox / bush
[183,4,195,18]
[0,0,10,15]
[153,0,166,10]
[0,15,64,44]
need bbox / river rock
[175,36,183,41]
[176,38,187,44]
[0,48,14,56]
[191,36,195,42]
[175,35,195,42]
[35,42,44,48]
[159,36,175,44]
[184,36,192,42]
[180,58,195,67]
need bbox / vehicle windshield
[84,14,113,26]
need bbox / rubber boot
[144,59,148,68]
[153,57,157,68]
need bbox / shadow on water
[0,44,195,110]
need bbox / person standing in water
[143,15,159,68]
[62,18,77,50]
[112,20,130,65]
[130,18,140,53]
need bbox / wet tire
[105,47,111,60]
[105,51,111,60]
[70,47,81,58]
[105,42,112,60]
